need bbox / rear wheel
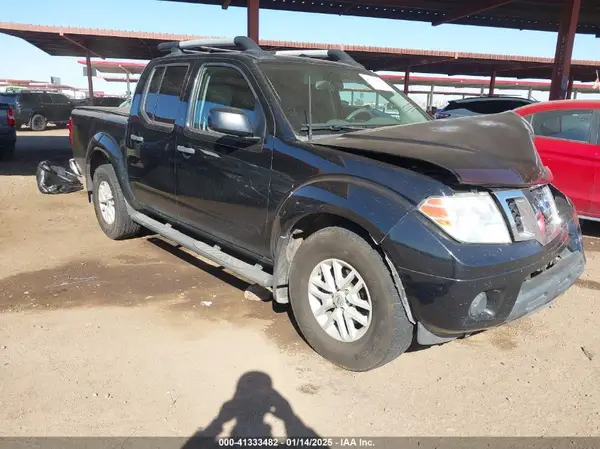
[30,114,47,131]
[92,164,141,240]
[288,226,414,371]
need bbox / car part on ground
[36,160,83,194]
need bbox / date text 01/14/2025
[217,438,375,447]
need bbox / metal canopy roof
[78,60,147,74]
[2,21,600,81]
[380,74,598,92]
[162,0,600,35]
[0,22,204,59]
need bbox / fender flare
[85,131,136,205]
[270,175,414,304]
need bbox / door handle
[130,134,144,143]
[177,145,196,155]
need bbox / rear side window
[455,99,529,115]
[441,101,458,112]
[466,100,509,114]
[19,93,40,106]
[531,109,592,143]
[154,65,189,125]
[143,64,189,127]
[144,66,165,121]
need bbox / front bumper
[415,248,584,345]
[382,191,585,345]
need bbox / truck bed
[70,106,130,168]
[74,105,130,119]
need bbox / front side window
[260,61,429,136]
[531,109,592,143]
[52,94,70,104]
[41,94,54,104]
[190,65,265,135]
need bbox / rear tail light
[7,107,16,127]
[434,112,451,119]
[68,116,73,147]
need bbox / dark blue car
[0,102,17,161]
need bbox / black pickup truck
[69,37,585,371]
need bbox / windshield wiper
[300,124,369,133]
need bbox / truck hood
[314,111,550,187]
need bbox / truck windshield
[260,61,430,136]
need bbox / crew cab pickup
[69,37,585,371]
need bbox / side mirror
[208,107,254,138]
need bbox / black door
[175,64,272,257]
[39,94,56,121]
[49,94,72,122]
[126,63,190,217]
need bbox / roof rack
[158,36,263,55]
[273,49,364,68]
[18,88,62,93]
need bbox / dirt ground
[1,129,599,437]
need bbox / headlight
[418,192,511,244]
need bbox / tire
[92,164,141,240]
[289,227,414,371]
[30,114,47,131]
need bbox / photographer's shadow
[182,371,321,448]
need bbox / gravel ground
[1,130,599,437]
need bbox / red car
[515,100,600,221]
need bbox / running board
[126,205,273,287]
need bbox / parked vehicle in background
[0,91,76,131]
[0,102,17,161]
[93,97,127,107]
[435,96,535,119]
[69,37,584,371]
[515,100,600,221]
[119,97,132,109]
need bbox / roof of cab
[514,99,600,116]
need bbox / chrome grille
[495,186,562,245]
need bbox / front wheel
[92,164,141,240]
[289,227,414,371]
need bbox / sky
[1,0,599,104]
